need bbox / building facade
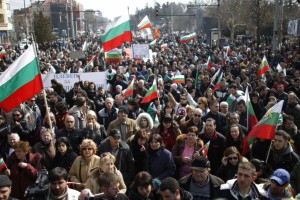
[0,0,12,45]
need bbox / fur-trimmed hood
[136,112,154,130]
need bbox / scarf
[48,188,68,200]
[204,129,217,140]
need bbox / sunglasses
[82,148,93,151]
[228,157,238,161]
[194,114,201,117]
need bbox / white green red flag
[157,77,164,87]
[150,39,157,46]
[258,56,270,77]
[226,94,236,109]
[245,87,258,130]
[141,79,159,104]
[123,78,135,97]
[206,56,213,71]
[201,141,210,158]
[0,158,7,171]
[161,43,168,49]
[105,49,122,64]
[154,114,159,126]
[82,41,88,52]
[173,75,185,84]
[180,33,197,44]
[213,72,223,92]
[0,44,43,112]
[0,50,7,59]
[137,15,152,31]
[101,15,132,52]
[242,100,284,155]
[224,46,232,56]
[210,68,220,83]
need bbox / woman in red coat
[5,140,42,199]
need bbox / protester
[0,175,12,200]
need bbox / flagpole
[265,140,274,163]
[31,35,53,131]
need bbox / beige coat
[107,118,137,140]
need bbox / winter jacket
[107,118,137,141]
[98,107,119,130]
[52,151,78,172]
[290,160,300,194]
[136,112,154,131]
[81,125,107,146]
[32,140,56,170]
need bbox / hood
[271,141,294,155]
[136,112,154,130]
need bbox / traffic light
[156,10,159,16]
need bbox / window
[0,14,4,24]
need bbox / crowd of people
[0,32,300,200]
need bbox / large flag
[0,44,43,112]
[101,15,132,52]
[213,72,223,92]
[258,56,270,77]
[123,79,135,97]
[137,15,152,31]
[245,87,258,130]
[141,79,159,104]
[242,100,284,155]
[0,158,7,171]
[180,33,197,44]
[201,141,210,158]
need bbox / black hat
[191,157,210,169]
[0,175,12,187]
[118,106,129,114]
[109,129,121,138]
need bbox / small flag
[161,43,168,49]
[180,33,197,44]
[173,75,185,84]
[157,77,164,87]
[0,158,7,171]
[150,39,157,46]
[201,141,210,158]
[141,79,159,104]
[213,72,223,92]
[123,79,135,97]
[245,87,258,130]
[154,114,159,126]
[258,56,270,77]
[226,94,236,109]
[137,15,152,31]
[206,56,213,71]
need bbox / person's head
[98,172,120,198]
[115,85,122,93]
[209,100,220,113]
[49,91,59,103]
[220,101,229,114]
[180,94,188,105]
[7,133,20,148]
[148,133,163,151]
[64,115,75,130]
[114,94,123,105]
[229,112,240,125]
[43,111,56,126]
[77,90,88,98]
[118,106,129,122]
[230,124,243,141]
[204,118,216,135]
[186,105,195,119]
[287,92,298,105]
[14,141,30,160]
[12,109,24,121]
[228,83,237,94]
[273,130,290,151]
[73,82,80,93]
[0,175,12,200]
[99,152,116,173]
[197,97,208,111]
[136,113,153,130]
[26,97,36,107]
[105,97,114,109]
[269,168,290,195]
[164,103,174,115]
[108,129,121,148]
[223,146,242,166]
[55,137,73,155]
[237,100,247,114]
[191,157,211,184]
[80,139,97,157]
[282,114,295,130]
[132,172,153,198]
[75,96,86,107]
[40,128,54,143]
[86,110,98,128]
[49,167,68,197]
[162,115,173,129]
[192,108,202,123]
[51,79,58,86]
[160,177,181,200]
[236,162,256,190]
[186,126,198,143]
[133,129,148,147]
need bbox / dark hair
[55,137,73,152]
[187,126,198,134]
[160,177,179,193]
[51,79,58,84]
[98,172,119,188]
[132,171,153,190]
[75,96,86,107]
[77,89,87,98]
[148,133,163,146]
[282,114,294,124]
[206,118,216,125]
[275,130,290,141]
[227,124,244,151]
[49,91,58,96]
[133,129,148,142]
[223,146,242,162]
[49,167,68,182]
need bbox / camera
[24,169,49,200]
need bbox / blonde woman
[85,152,126,194]
[69,139,100,191]
[81,110,107,145]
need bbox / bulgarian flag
[141,79,159,104]
[210,68,221,83]
[206,56,213,71]
[226,94,236,109]
[105,49,122,64]
[173,75,185,84]
[106,83,113,93]
[200,141,210,158]
[154,114,160,126]
[161,43,168,49]
[137,15,152,31]
[0,158,7,171]
[0,44,43,112]
[213,72,223,92]
[180,33,197,43]
[224,46,232,56]
[82,41,88,52]
[0,50,7,59]
[150,39,157,46]
[101,15,132,52]
[242,100,284,155]
[258,56,270,77]
[123,79,135,97]
[157,77,164,87]
[245,87,258,130]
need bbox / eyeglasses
[82,148,93,151]
[194,114,201,117]
[228,157,238,161]
[271,179,284,186]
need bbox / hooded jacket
[136,112,154,131]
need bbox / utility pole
[23,0,28,41]
[70,0,75,38]
[272,0,279,53]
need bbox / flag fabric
[83,53,98,71]
[195,66,199,89]
[82,41,88,52]
[141,79,159,104]
[258,56,270,77]
[224,46,232,56]
[105,49,122,64]
[123,79,135,97]
[242,100,284,155]
[173,75,185,84]
[161,43,168,49]
[101,15,132,52]
[0,158,7,171]
[210,68,221,83]
[245,87,258,130]
[201,141,210,158]
[157,77,164,87]
[137,15,152,31]
[150,39,157,46]
[0,50,7,59]
[0,44,43,112]
[206,56,213,71]
[147,102,157,121]
[153,27,161,39]
[226,94,236,109]
[106,83,113,93]
[154,114,160,126]
[276,63,283,73]
[180,33,197,44]
[213,72,223,92]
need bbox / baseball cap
[270,168,290,186]
[0,175,12,187]
[108,129,121,138]
[191,157,210,169]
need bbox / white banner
[132,44,150,59]
[42,72,107,92]
[288,19,298,36]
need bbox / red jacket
[6,152,42,199]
